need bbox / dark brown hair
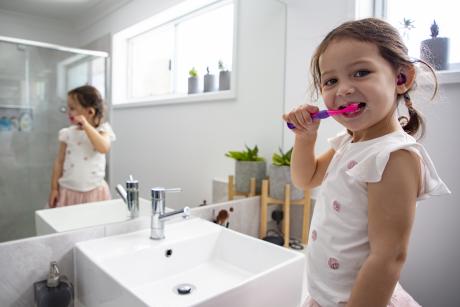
[68,85,105,127]
[310,18,438,139]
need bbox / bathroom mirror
[0,0,287,243]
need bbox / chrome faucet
[115,175,139,219]
[150,187,190,240]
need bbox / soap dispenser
[34,261,73,307]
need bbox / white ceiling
[0,0,130,23]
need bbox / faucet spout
[116,175,140,219]
[150,207,190,240]
[150,187,186,240]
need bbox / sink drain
[173,283,196,295]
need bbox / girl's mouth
[339,102,366,118]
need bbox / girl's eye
[354,70,370,78]
[323,78,337,87]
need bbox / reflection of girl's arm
[51,142,66,191]
[49,142,66,207]
[82,123,111,154]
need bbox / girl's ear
[88,107,95,116]
[396,65,416,94]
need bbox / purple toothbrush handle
[311,110,330,120]
[286,110,330,129]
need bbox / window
[378,0,459,69]
[58,55,107,99]
[113,0,235,105]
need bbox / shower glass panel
[0,38,108,242]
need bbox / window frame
[112,0,238,108]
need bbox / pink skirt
[303,283,421,307]
[56,181,112,207]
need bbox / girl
[48,85,116,207]
[283,18,450,306]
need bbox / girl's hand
[49,189,59,208]
[73,114,89,129]
[283,104,320,137]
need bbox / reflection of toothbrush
[286,103,359,129]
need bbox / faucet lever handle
[165,188,181,193]
[151,187,182,199]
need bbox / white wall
[283,1,460,306]
[0,9,74,46]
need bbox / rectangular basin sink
[75,217,305,307]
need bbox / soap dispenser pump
[34,261,73,307]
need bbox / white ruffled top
[58,122,116,192]
[307,129,450,306]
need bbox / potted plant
[203,66,216,92]
[420,20,450,70]
[268,147,303,200]
[188,67,199,94]
[225,145,266,194]
[218,60,231,91]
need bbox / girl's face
[319,38,401,140]
[67,95,94,125]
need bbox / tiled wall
[0,197,260,307]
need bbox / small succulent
[272,147,293,167]
[189,67,198,78]
[218,60,226,71]
[401,18,415,31]
[225,145,265,162]
[430,20,439,38]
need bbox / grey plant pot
[235,160,266,194]
[188,77,199,94]
[268,165,304,200]
[219,71,231,91]
[203,74,216,92]
[420,37,450,70]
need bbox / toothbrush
[286,103,359,129]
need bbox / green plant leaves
[272,147,292,166]
[225,145,265,161]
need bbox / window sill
[438,70,460,85]
[112,90,236,109]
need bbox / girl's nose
[336,82,355,97]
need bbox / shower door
[0,38,108,242]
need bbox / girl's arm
[75,115,111,153]
[291,134,335,189]
[346,149,421,307]
[49,142,66,207]
[284,104,335,190]
[83,124,111,153]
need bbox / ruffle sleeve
[346,143,450,201]
[98,122,116,141]
[58,127,69,143]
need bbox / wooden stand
[259,179,311,247]
[227,175,257,201]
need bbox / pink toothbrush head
[286,103,359,129]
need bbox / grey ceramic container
[203,74,216,92]
[268,165,304,200]
[235,160,266,194]
[420,37,450,70]
[188,77,199,94]
[219,70,231,90]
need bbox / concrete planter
[203,74,216,92]
[188,77,199,94]
[268,165,303,200]
[420,37,450,70]
[219,70,231,90]
[235,161,266,194]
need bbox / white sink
[35,198,151,235]
[74,217,305,307]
